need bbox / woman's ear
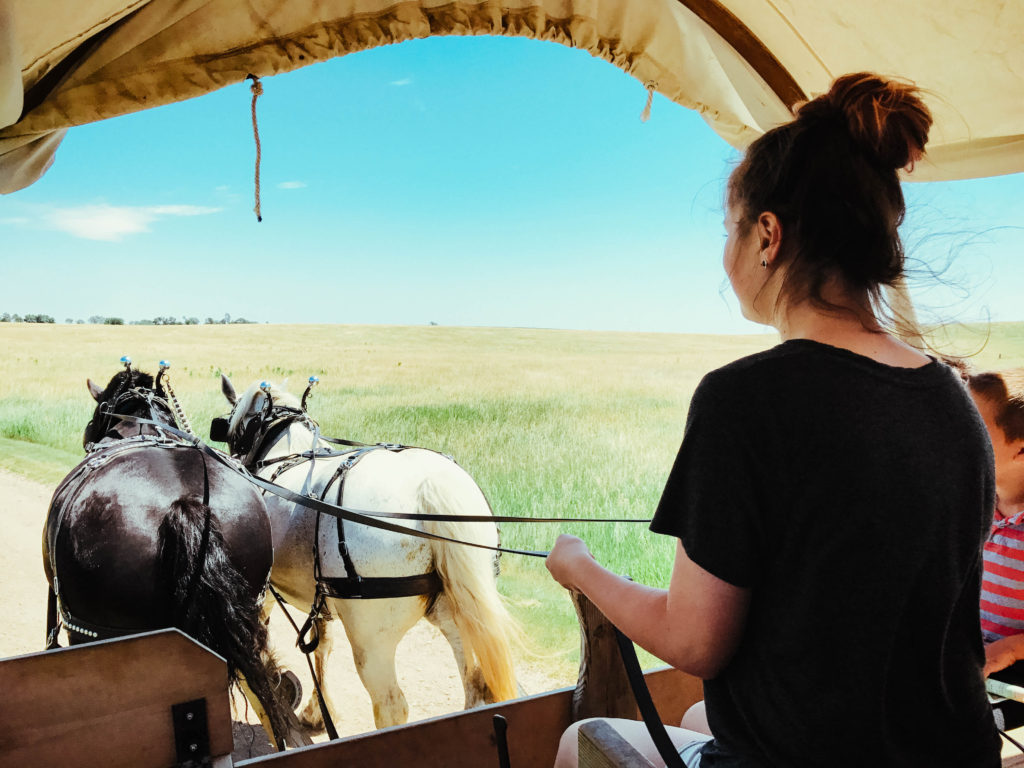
[757,212,783,266]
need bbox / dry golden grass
[2,320,1021,675]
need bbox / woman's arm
[546,534,750,679]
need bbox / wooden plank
[238,684,573,768]
[236,668,704,768]
[572,592,635,721]
[578,720,654,768]
[0,629,233,768]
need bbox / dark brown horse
[43,365,302,748]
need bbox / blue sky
[1,36,1021,333]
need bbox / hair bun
[797,73,932,170]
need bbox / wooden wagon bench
[2,596,1021,768]
[0,594,701,768]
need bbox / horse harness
[51,381,220,647]
[47,427,215,646]
[239,405,446,604]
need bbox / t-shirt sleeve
[650,371,766,588]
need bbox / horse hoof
[297,701,325,732]
[278,669,303,712]
[298,713,326,733]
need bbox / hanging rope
[640,83,655,123]
[247,74,264,222]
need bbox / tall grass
[2,321,1023,679]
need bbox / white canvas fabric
[1,0,1022,192]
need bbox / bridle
[84,386,178,448]
[211,381,319,467]
[84,358,183,449]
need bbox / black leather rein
[109,414,681,760]
[112,414,653,559]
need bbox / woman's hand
[545,534,595,592]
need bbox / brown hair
[727,73,933,318]
[969,369,1024,442]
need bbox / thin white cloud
[390,78,413,87]
[0,217,29,225]
[145,205,221,216]
[277,181,307,189]
[42,203,221,241]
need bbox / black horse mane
[97,369,165,402]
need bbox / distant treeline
[1,313,55,323]
[1,313,259,325]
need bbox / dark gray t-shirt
[651,339,1000,767]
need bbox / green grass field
[3,321,1023,678]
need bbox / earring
[760,258,768,269]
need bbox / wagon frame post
[570,591,636,721]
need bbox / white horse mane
[229,379,301,437]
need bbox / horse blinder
[209,417,230,443]
[228,417,263,458]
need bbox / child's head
[968,369,1024,512]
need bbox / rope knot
[640,82,656,123]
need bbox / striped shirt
[982,509,1024,642]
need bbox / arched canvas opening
[2,0,1022,193]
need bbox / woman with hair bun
[547,73,1001,767]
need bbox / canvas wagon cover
[1,0,1022,192]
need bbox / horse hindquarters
[417,475,519,703]
[158,497,295,747]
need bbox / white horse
[219,375,519,730]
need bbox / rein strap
[113,414,654,558]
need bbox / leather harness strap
[614,626,688,768]
[116,414,645,558]
[319,447,368,591]
[317,573,443,600]
[49,429,208,644]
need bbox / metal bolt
[186,712,194,721]
[190,744,197,752]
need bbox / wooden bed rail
[0,595,703,767]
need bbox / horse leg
[296,615,337,731]
[239,675,313,749]
[334,597,425,729]
[426,593,490,708]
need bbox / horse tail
[158,498,294,746]
[418,475,519,702]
